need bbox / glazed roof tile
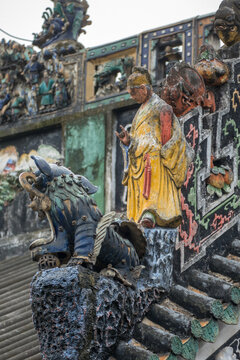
[114,239,240,360]
[0,253,41,360]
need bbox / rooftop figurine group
[19,65,193,278]
[19,0,239,277]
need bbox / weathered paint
[65,114,105,212]
[85,93,131,110]
[0,172,21,211]
[86,36,138,60]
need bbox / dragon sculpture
[19,155,146,286]
[33,0,92,48]
[20,156,176,359]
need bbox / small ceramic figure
[39,70,55,110]
[32,0,92,49]
[1,90,25,121]
[1,70,17,91]
[94,57,134,98]
[26,86,38,116]
[11,43,22,63]
[23,53,44,85]
[54,74,68,108]
[195,44,230,86]
[10,91,26,117]
[160,62,216,117]
[214,0,240,47]
[0,89,10,111]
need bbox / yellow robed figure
[116,67,193,228]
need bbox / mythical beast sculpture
[19,155,146,285]
[33,0,92,49]
[21,157,177,359]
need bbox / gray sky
[0,0,221,49]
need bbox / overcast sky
[0,0,221,49]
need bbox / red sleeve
[160,104,173,145]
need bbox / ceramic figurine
[195,44,230,86]
[23,46,34,61]
[38,70,55,110]
[54,74,68,108]
[94,57,134,98]
[0,89,10,111]
[9,91,26,118]
[23,53,44,85]
[160,62,216,117]
[26,86,38,116]
[214,0,240,47]
[1,71,16,91]
[33,0,92,49]
[116,67,193,228]
[46,58,54,75]
[1,90,26,121]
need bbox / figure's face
[128,85,149,104]
[216,23,240,46]
[160,82,190,117]
[214,8,240,46]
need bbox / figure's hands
[115,125,130,146]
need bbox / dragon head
[29,155,98,195]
